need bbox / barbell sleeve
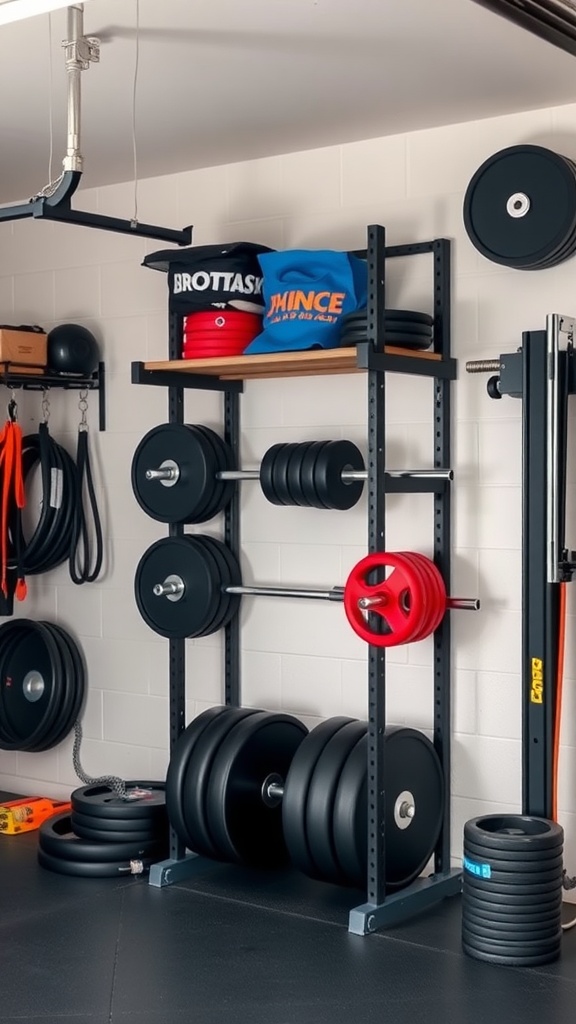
[215,468,453,482]
[465,359,501,374]
[225,584,346,601]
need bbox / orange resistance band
[0,418,25,600]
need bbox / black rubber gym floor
[1,790,576,1024]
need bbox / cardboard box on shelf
[0,327,47,373]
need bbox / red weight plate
[407,553,446,640]
[343,552,425,647]
[397,552,434,642]
[184,311,262,331]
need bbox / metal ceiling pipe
[62,3,100,173]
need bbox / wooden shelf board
[142,346,441,381]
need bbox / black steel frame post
[224,391,241,708]
[432,239,451,874]
[521,328,566,818]
[349,231,460,935]
[367,223,388,911]
[150,312,210,886]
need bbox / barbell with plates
[131,423,453,523]
[135,535,478,644]
[463,144,576,270]
[166,706,444,890]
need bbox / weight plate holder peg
[137,538,480,643]
[463,144,576,270]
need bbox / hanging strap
[0,404,26,600]
[69,396,103,585]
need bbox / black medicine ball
[47,324,100,375]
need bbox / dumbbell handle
[146,465,454,484]
[153,576,479,610]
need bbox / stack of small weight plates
[339,308,434,351]
[462,814,564,966]
[182,311,262,359]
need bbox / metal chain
[72,720,127,798]
[78,389,89,432]
[41,389,50,424]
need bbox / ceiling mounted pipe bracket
[0,3,191,246]
[0,170,192,245]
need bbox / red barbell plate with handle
[343,552,426,647]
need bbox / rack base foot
[148,853,212,888]
[348,868,462,934]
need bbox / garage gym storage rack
[131,225,460,934]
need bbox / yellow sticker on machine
[531,657,544,704]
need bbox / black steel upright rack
[132,224,460,932]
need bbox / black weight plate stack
[270,445,295,506]
[339,308,433,351]
[188,426,229,523]
[260,443,286,506]
[195,536,241,634]
[463,145,576,270]
[304,719,368,883]
[131,423,233,525]
[285,442,314,506]
[39,812,167,863]
[71,780,166,820]
[206,710,309,867]
[282,717,357,878]
[313,440,365,510]
[165,707,230,849]
[181,706,259,859]
[462,814,564,966]
[202,426,236,516]
[70,780,168,846]
[135,534,241,640]
[332,726,444,890]
[0,620,85,752]
[135,536,219,639]
[300,442,330,507]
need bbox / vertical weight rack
[132,225,461,929]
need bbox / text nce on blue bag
[244,250,367,354]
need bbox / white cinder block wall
[1,101,576,881]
